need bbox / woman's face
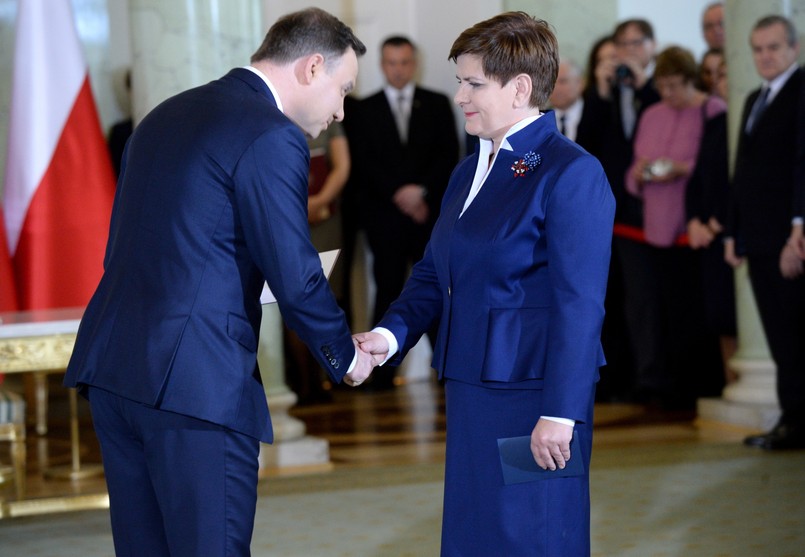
[714,61,728,100]
[596,41,618,69]
[700,52,724,93]
[454,54,522,147]
[655,74,694,109]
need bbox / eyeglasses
[616,38,648,48]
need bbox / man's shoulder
[414,86,451,103]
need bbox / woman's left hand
[530,419,574,471]
[307,195,330,224]
[649,158,688,182]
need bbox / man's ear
[295,53,325,85]
[512,74,534,109]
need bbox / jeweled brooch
[511,151,542,178]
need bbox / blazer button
[447,286,451,296]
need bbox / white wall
[618,0,714,59]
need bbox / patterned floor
[2,440,804,556]
[2,378,804,555]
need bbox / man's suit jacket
[377,115,614,421]
[576,79,660,228]
[65,68,354,443]
[351,86,458,228]
[729,68,804,256]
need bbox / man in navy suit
[726,15,805,451]
[65,8,377,556]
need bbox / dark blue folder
[497,430,584,485]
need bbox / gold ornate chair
[0,388,26,503]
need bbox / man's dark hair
[753,15,798,47]
[614,19,655,42]
[251,8,366,66]
[382,36,416,51]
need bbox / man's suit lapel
[744,70,801,139]
[371,93,403,147]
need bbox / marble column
[504,0,617,68]
[698,0,805,430]
[128,0,261,120]
[256,305,331,474]
[127,0,330,473]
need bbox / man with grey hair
[65,8,377,555]
[702,2,725,49]
[725,14,805,451]
[549,58,584,141]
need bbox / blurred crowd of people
[550,3,804,451]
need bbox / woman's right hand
[631,157,650,186]
[595,58,617,99]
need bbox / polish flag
[2,0,115,310]
[0,206,17,312]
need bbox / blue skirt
[440,379,594,557]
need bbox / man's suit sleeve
[725,94,755,245]
[234,124,354,382]
[420,94,459,213]
[795,68,805,220]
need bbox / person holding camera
[575,19,661,404]
[623,46,727,408]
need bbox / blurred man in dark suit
[350,36,459,389]
[725,15,805,451]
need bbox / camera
[615,64,634,82]
[642,159,673,181]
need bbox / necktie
[559,113,567,136]
[395,93,408,143]
[620,85,636,139]
[745,86,770,133]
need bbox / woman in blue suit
[357,12,615,556]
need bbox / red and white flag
[2,0,115,310]
[0,205,18,312]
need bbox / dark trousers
[617,238,721,404]
[89,387,260,557]
[747,255,805,425]
[365,211,437,386]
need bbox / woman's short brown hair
[448,12,558,108]
[654,45,699,83]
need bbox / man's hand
[530,418,574,471]
[393,184,429,224]
[788,223,805,260]
[724,238,744,268]
[343,338,378,387]
[687,218,715,249]
[780,242,804,279]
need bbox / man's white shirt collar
[762,62,800,104]
[384,82,416,106]
[244,66,284,113]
